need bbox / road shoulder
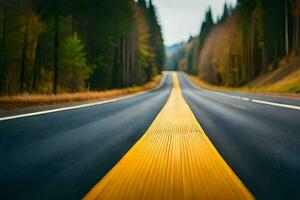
[187,73,300,100]
[0,74,166,119]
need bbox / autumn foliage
[171,0,300,91]
[0,0,165,95]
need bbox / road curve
[179,73,300,200]
[0,73,172,200]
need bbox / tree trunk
[132,36,137,84]
[128,37,132,86]
[20,17,29,93]
[121,37,126,87]
[238,55,242,84]
[274,38,278,61]
[243,45,249,83]
[0,11,6,61]
[293,16,297,53]
[228,49,233,86]
[261,42,267,73]
[53,12,59,94]
[0,11,7,94]
[33,39,41,91]
[126,38,129,87]
[112,40,120,88]
[251,19,255,81]
[285,0,290,58]
[296,15,300,54]
[241,46,245,83]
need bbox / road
[179,73,300,200]
[0,72,299,199]
[0,74,172,199]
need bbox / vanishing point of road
[0,72,299,200]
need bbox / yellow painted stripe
[84,73,254,200]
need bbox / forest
[0,0,165,95]
[171,0,300,90]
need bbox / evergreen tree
[199,7,214,49]
[220,3,230,23]
[61,33,91,92]
[177,0,297,87]
[148,0,165,77]
[0,0,165,95]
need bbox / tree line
[0,0,165,95]
[173,0,300,87]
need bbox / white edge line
[0,73,168,122]
[182,72,300,111]
[251,99,300,111]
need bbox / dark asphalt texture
[0,74,172,200]
[179,73,300,200]
[1,72,299,200]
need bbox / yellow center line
[84,73,254,200]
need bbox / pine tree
[61,33,91,92]
[148,0,165,77]
[0,0,165,95]
[220,3,230,23]
[199,7,214,49]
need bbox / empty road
[0,72,299,199]
[180,73,300,200]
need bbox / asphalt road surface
[179,73,300,200]
[0,74,172,199]
[0,72,299,200]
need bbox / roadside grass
[188,75,239,91]
[252,68,300,93]
[0,75,162,110]
[188,56,300,97]
[189,56,300,96]
[188,74,300,99]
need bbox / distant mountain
[165,42,185,57]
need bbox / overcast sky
[152,0,237,46]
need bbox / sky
[152,0,237,46]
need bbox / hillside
[189,57,300,96]
[165,42,185,57]
[170,0,300,93]
[249,58,300,93]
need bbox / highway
[0,72,299,199]
[0,75,172,199]
[180,74,300,200]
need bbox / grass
[0,75,162,110]
[249,68,300,93]
[188,56,300,97]
[246,57,300,93]
[188,74,300,99]
[188,75,238,91]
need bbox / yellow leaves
[134,4,151,58]
[251,3,264,42]
[19,12,45,71]
[20,12,45,40]
[198,16,243,85]
[0,74,162,109]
